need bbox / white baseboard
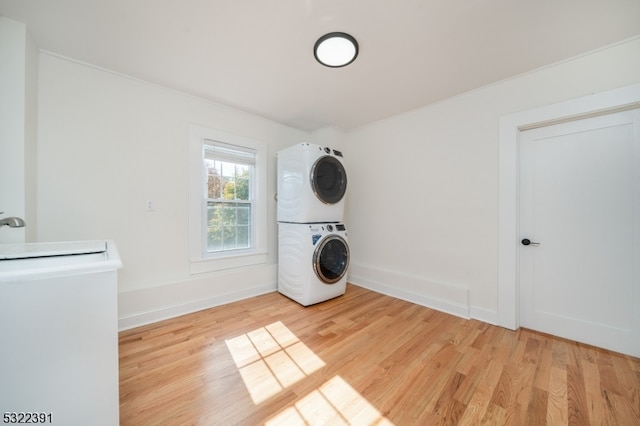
[347,263,500,325]
[118,264,277,331]
[469,306,499,326]
[348,263,470,319]
[118,262,500,331]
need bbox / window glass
[204,144,254,254]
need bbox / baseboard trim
[118,283,276,331]
[348,263,470,319]
[118,263,278,331]
[469,306,499,326]
[118,262,500,331]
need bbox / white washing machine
[278,222,349,306]
[277,143,347,223]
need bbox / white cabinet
[0,241,122,426]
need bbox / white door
[519,109,640,357]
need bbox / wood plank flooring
[119,284,640,425]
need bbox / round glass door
[313,235,350,284]
[310,156,347,204]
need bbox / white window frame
[189,124,267,274]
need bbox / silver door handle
[521,239,540,246]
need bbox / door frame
[497,83,640,330]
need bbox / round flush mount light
[314,32,359,68]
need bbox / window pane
[220,161,236,177]
[206,202,251,253]
[206,163,221,199]
[207,202,221,225]
[237,205,250,225]
[221,176,232,199]
[236,225,250,248]
[207,160,252,201]
[222,204,236,225]
[207,234,222,252]
[235,175,250,200]
[207,203,223,252]
[223,226,236,250]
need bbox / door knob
[521,239,540,246]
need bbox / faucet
[0,212,26,228]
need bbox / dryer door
[310,156,347,204]
[313,235,350,284]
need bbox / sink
[0,240,121,282]
[0,240,107,260]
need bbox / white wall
[26,30,640,330]
[311,125,346,148]
[344,37,640,324]
[0,17,38,243]
[36,53,310,329]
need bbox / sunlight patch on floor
[226,321,394,425]
[225,321,325,404]
[266,376,394,426]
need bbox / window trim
[189,124,268,274]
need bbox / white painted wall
[36,53,310,329]
[0,18,38,243]
[311,125,346,148]
[345,37,640,324]
[18,23,640,330]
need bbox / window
[189,125,267,273]
[204,143,253,253]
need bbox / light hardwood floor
[119,284,640,425]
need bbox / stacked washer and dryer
[277,143,350,306]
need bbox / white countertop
[0,240,122,282]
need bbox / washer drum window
[313,235,350,284]
[310,156,347,204]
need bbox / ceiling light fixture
[314,32,359,68]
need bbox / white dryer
[277,143,347,223]
[278,222,349,306]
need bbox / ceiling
[1,0,639,132]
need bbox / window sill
[189,251,268,275]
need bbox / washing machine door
[313,235,350,284]
[310,156,347,204]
